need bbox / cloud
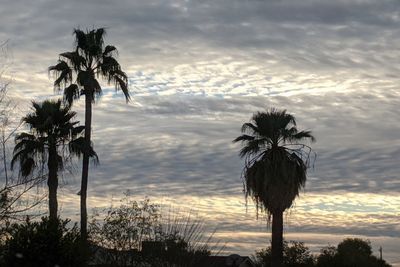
[1,0,400,97]
[57,87,398,197]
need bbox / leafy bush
[89,196,161,266]
[0,217,86,267]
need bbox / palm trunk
[48,145,58,221]
[80,91,92,242]
[271,211,284,267]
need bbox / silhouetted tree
[49,28,130,240]
[335,238,391,267]
[315,238,392,267]
[254,241,315,267]
[234,109,315,267]
[11,100,95,220]
[255,238,392,267]
[336,238,372,266]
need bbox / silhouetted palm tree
[49,28,129,240]
[11,100,96,220]
[233,109,315,267]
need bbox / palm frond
[238,139,266,158]
[49,60,72,89]
[232,134,255,143]
[241,122,259,135]
[71,125,85,136]
[114,75,130,102]
[86,28,105,58]
[280,127,298,143]
[92,79,102,96]
[103,45,117,56]
[63,84,80,106]
[74,29,87,51]
[20,157,35,177]
[60,51,86,71]
[11,135,44,176]
[68,137,99,164]
[94,28,105,47]
[14,132,36,143]
[292,130,315,143]
[101,56,120,76]
[48,60,70,72]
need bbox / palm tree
[11,99,96,220]
[49,28,130,240]
[233,108,315,267]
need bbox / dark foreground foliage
[0,217,86,267]
[88,196,220,267]
[254,241,314,267]
[0,197,219,267]
[254,238,392,267]
[316,238,392,267]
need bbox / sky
[1,0,400,265]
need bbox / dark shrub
[0,217,86,267]
[254,241,315,267]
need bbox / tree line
[254,238,391,267]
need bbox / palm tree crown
[233,108,315,215]
[12,100,85,175]
[49,28,129,105]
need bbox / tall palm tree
[11,99,96,220]
[233,109,315,267]
[49,28,130,240]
